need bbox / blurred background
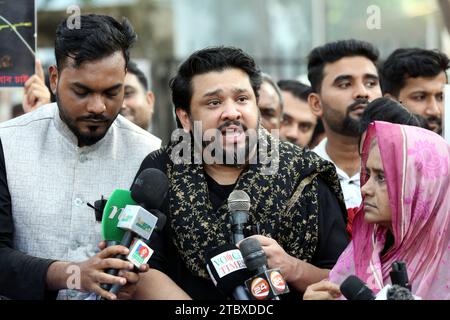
[1,0,450,143]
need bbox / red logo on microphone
[270,270,286,292]
[251,277,270,300]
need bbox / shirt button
[74,198,83,207]
[79,153,88,163]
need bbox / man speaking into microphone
[132,46,349,300]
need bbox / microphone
[240,238,289,300]
[340,275,376,300]
[206,244,252,300]
[389,261,411,290]
[228,190,250,244]
[100,189,137,248]
[387,285,415,300]
[100,169,168,295]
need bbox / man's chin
[77,128,109,146]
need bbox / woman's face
[361,140,392,229]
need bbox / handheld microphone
[389,261,411,291]
[206,244,252,300]
[100,190,137,247]
[228,190,250,244]
[340,275,375,300]
[100,169,168,295]
[240,238,289,300]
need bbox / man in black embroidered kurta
[133,47,349,300]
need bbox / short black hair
[55,14,137,70]
[127,60,149,90]
[277,79,311,102]
[380,48,449,97]
[170,46,262,127]
[359,97,425,135]
[307,39,379,93]
[358,97,427,152]
[261,73,284,111]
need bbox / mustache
[426,115,442,125]
[77,114,110,122]
[347,98,369,113]
[217,120,248,132]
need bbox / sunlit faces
[279,91,317,147]
[361,139,392,230]
[176,68,260,165]
[258,81,282,131]
[50,51,126,147]
[311,56,382,136]
[397,72,446,134]
[121,72,155,130]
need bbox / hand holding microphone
[239,237,290,300]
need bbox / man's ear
[175,108,192,132]
[308,92,324,117]
[48,65,58,95]
[146,90,156,115]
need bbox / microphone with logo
[204,190,253,300]
[240,238,290,300]
[206,244,252,300]
[99,168,168,296]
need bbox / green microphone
[101,189,137,247]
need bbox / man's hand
[303,280,341,300]
[22,60,51,113]
[239,235,297,282]
[97,241,149,300]
[237,235,330,292]
[75,245,136,300]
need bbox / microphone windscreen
[340,275,375,300]
[228,190,251,212]
[131,168,169,210]
[387,285,414,300]
[206,244,251,296]
[239,238,267,272]
[101,189,136,242]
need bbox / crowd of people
[0,13,448,300]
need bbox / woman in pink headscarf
[304,121,450,300]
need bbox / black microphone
[206,244,252,300]
[389,261,411,291]
[387,285,415,300]
[102,169,168,296]
[340,275,376,300]
[228,190,250,244]
[240,238,289,300]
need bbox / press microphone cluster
[240,238,289,300]
[91,168,168,297]
[206,190,289,300]
[340,261,417,300]
[206,190,252,300]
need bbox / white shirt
[0,103,161,299]
[313,138,361,209]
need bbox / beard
[193,117,260,167]
[323,98,368,136]
[425,115,442,135]
[56,93,114,146]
